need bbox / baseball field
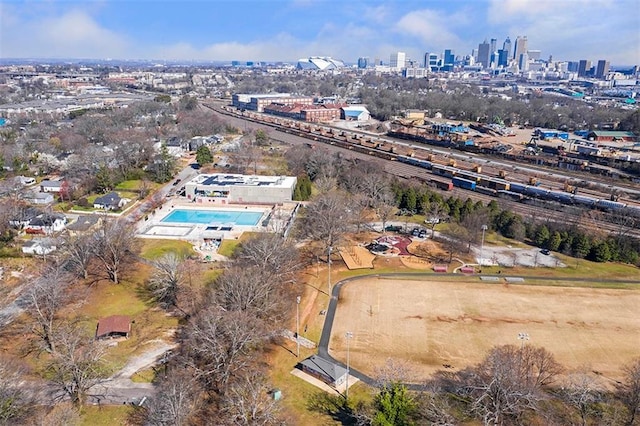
[329,276,640,382]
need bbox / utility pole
[480,224,488,267]
[296,295,301,358]
[345,331,353,400]
[327,246,332,296]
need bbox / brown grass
[329,277,640,383]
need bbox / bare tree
[561,371,604,426]
[438,223,469,263]
[148,252,186,311]
[461,345,562,425]
[0,356,37,425]
[91,217,138,284]
[220,369,282,425]
[616,358,640,426]
[144,370,201,426]
[25,265,74,353]
[233,233,301,285]
[299,191,352,252]
[182,307,264,393]
[213,265,290,324]
[61,232,94,280]
[374,189,397,234]
[46,322,108,406]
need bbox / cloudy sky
[1,0,639,65]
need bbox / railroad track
[205,103,640,238]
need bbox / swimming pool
[161,209,263,226]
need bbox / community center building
[184,173,297,204]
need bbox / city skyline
[1,0,639,65]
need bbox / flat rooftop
[190,173,296,188]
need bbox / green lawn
[139,239,196,260]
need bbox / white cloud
[1,6,130,58]
[394,9,465,53]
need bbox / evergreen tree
[372,382,416,426]
[195,145,213,165]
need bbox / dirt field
[329,277,640,382]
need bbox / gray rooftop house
[299,355,348,388]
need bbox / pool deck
[135,199,298,259]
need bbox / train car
[571,195,597,207]
[548,190,573,204]
[509,182,527,194]
[475,186,497,196]
[497,190,524,201]
[430,178,453,191]
[432,164,457,178]
[452,177,477,190]
[397,156,432,169]
[524,186,551,198]
[456,170,481,183]
[596,199,627,211]
[478,176,511,191]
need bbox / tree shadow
[306,390,357,425]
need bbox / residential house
[25,191,54,205]
[22,238,57,255]
[93,192,129,210]
[24,213,67,235]
[40,179,65,193]
[66,214,101,235]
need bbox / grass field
[329,276,640,383]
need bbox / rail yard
[207,103,640,237]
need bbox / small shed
[299,355,348,388]
[96,315,132,340]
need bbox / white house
[25,191,54,205]
[24,213,67,235]
[22,238,57,255]
[40,180,64,193]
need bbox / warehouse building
[232,93,314,112]
[184,173,297,204]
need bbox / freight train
[396,155,640,214]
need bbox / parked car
[172,178,182,186]
[541,249,550,255]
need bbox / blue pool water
[162,209,263,226]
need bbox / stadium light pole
[345,331,353,400]
[480,224,488,267]
[296,295,301,358]
[327,246,333,295]
[518,332,529,349]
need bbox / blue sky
[1,0,639,65]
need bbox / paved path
[88,340,177,405]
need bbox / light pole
[327,246,333,295]
[345,331,353,400]
[518,332,529,349]
[296,295,301,358]
[480,224,488,267]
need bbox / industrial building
[232,93,314,112]
[184,173,297,204]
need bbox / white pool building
[185,173,297,205]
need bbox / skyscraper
[497,49,509,68]
[503,37,512,60]
[477,39,491,69]
[518,53,529,72]
[443,49,455,66]
[390,52,406,71]
[578,59,591,77]
[595,60,610,78]
[423,52,439,70]
[513,36,528,61]
[357,57,369,69]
